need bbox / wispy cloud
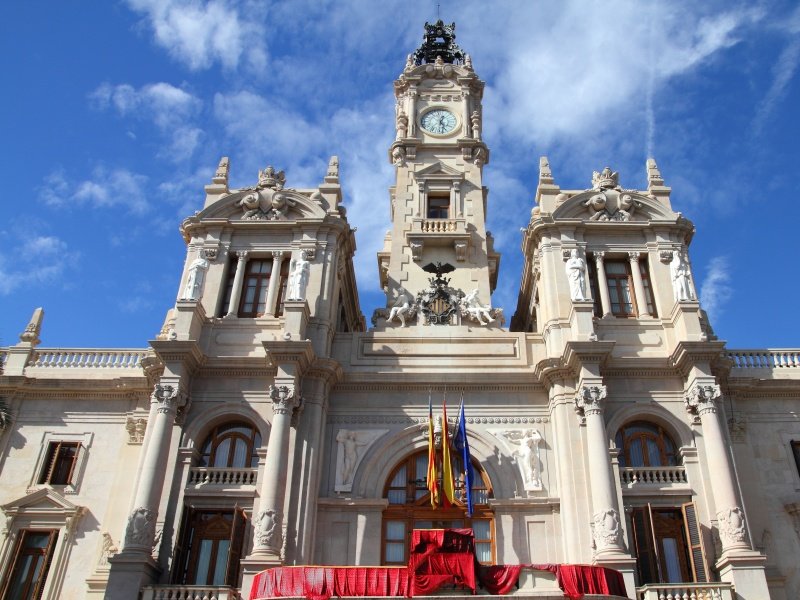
[90,82,204,159]
[0,234,77,296]
[700,256,733,323]
[752,5,800,135]
[124,0,267,72]
[40,166,150,214]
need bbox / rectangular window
[791,441,800,477]
[427,194,450,219]
[239,260,272,317]
[172,507,246,586]
[630,503,707,586]
[38,442,80,485]
[0,529,58,600]
[605,261,635,317]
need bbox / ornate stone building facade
[1,21,799,600]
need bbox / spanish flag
[427,390,440,508]
[441,393,456,507]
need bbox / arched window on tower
[198,421,262,469]
[615,421,678,468]
[381,449,494,566]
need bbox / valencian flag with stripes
[441,392,456,507]
[454,394,474,517]
[427,390,440,508]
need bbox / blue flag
[455,395,474,517]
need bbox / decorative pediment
[414,161,464,181]
[552,189,676,222]
[197,188,329,221]
[2,487,84,520]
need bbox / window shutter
[631,506,659,585]
[681,502,709,582]
[170,506,194,584]
[33,530,59,600]
[226,505,247,586]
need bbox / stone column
[265,251,286,317]
[685,384,749,553]
[575,384,626,557]
[225,251,249,316]
[120,383,183,555]
[251,384,301,559]
[461,90,471,137]
[628,252,651,317]
[593,252,612,317]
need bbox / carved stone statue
[287,251,311,300]
[180,251,210,301]
[461,289,495,325]
[388,287,414,327]
[392,145,406,167]
[565,249,587,301]
[336,430,367,486]
[670,252,695,302]
[124,507,155,547]
[503,429,543,489]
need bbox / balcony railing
[141,586,240,600]
[620,466,687,486]
[27,348,149,369]
[727,349,800,369]
[187,467,257,486]
[637,582,734,600]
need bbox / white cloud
[700,256,733,323]
[41,166,150,214]
[0,234,77,296]
[124,0,267,72]
[91,82,204,159]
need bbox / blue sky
[2,0,799,350]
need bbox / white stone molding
[28,431,94,495]
[126,416,147,444]
[684,384,721,417]
[494,429,543,491]
[575,385,607,418]
[334,429,388,492]
[591,508,622,552]
[717,506,747,547]
[124,506,156,548]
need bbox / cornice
[263,339,316,372]
[317,497,390,509]
[489,498,560,510]
[149,340,205,373]
[327,414,549,425]
[333,381,545,393]
[668,341,728,376]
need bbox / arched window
[615,421,678,468]
[198,422,262,468]
[382,449,494,566]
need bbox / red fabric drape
[477,565,524,595]
[531,564,627,600]
[409,553,477,595]
[250,566,410,600]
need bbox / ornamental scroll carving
[684,384,721,417]
[591,508,621,552]
[717,506,747,546]
[575,385,607,419]
[237,166,296,221]
[124,507,156,548]
[254,508,281,551]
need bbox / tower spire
[413,20,465,65]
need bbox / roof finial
[412,20,466,65]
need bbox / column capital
[269,384,300,415]
[684,383,721,416]
[594,251,605,263]
[627,251,642,262]
[575,384,607,418]
[150,383,186,415]
[272,250,285,260]
[235,250,249,261]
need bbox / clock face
[421,109,457,135]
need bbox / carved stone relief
[125,417,147,444]
[97,532,118,568]
[124,506,156,547]
[334,429,388,492]
[254,508,281,551]
[591,508,621,552]
[717,506,748,546]
[493,429,544,492]
[237,166,296,220]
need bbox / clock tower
[376,20,501,328]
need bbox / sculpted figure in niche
[462,289,495,325]
[503,429,542,488]
[180,251,210,301]
[389,287,414,327]
[287,251,311,300]
[336,430,369,485]
[565,249,587,301]
[670,252,695,302]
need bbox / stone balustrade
[421,218,459,233]
[187,467,258,486]
[140,586,240,600]
[727,349,800,369]
[620,466,688,486]
[637,582,734,600]
[27,348,150,369]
